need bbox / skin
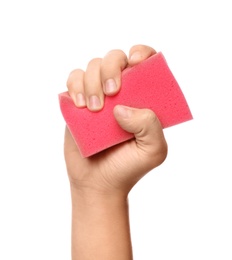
[64,44,168,260]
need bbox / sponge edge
[59,52,193,157]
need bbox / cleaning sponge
[59,52,193,157]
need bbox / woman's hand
[64,44,168,260]
[64,44,168,197]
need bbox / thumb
[113,105,168,166]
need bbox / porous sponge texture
[59,52,193,157]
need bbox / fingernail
[76,93,86,107]
[115,105,132,118]
[130,51,142,62]
[104,79,117,95]
[89,95,101,110]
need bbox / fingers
[66,69,86,108]
[67,58,104,111]
[101,49,128,96]
[84,58,104,111]
[128,44,156,66]
[66,50,128,112]
[113,105,168,168]
[66,44,156,112]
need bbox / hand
[64,44,168,260]
[64,44,168,197]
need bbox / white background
[0,0,231,259]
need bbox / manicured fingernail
[104,79,117,95]
[89,95,101,110]
[130,51,142,62]
[76,93,86,107]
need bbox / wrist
[70,182,128,207]
[70,182,133,259]
[69,179,130,202]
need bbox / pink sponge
[59,52,193,157]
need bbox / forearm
[70,185,133,260]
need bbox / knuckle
[157,141,168,164]
[129,45,156,58]
[143,109,157,124]
[153,135,168,165]
[66,69,84,88]
[106,49,125,57]
[147,140,168,169]
[130,44,145,51]
[143,109,168,167]
[87,58,102,68]
[104,49,127,66]
[68,68,84,78]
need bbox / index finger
[100,49,128,96]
